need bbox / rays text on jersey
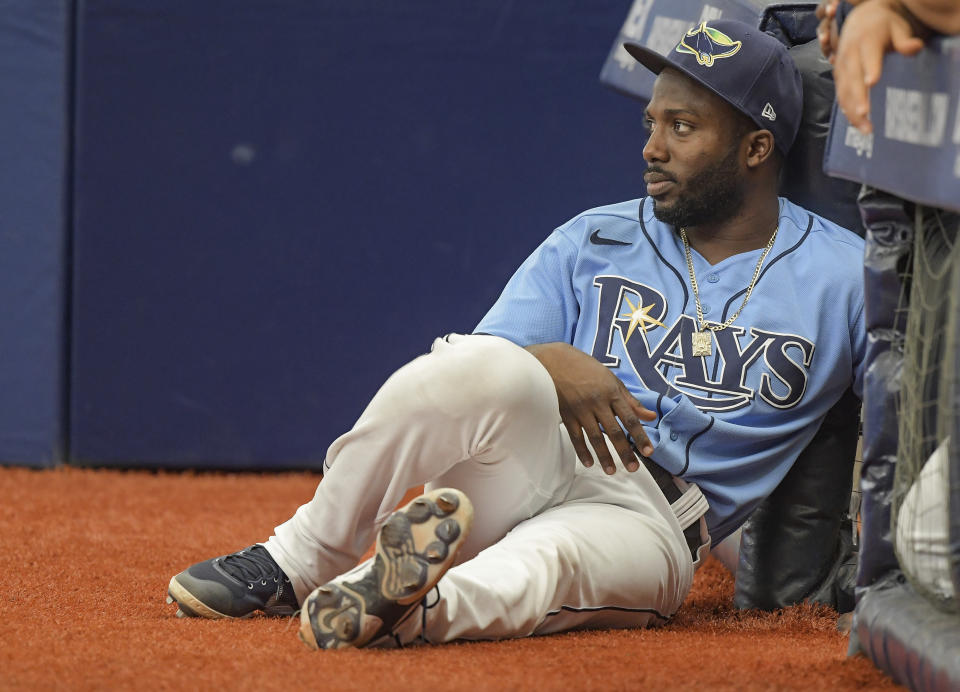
[591,275,815,412]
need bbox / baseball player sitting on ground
[167,19,865,649]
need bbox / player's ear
[745,130,775,169]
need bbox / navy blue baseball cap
[624,19,803,155]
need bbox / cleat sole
[378,490,471,604]
[300,487,473,650]
[435,493,459,514]
[166,577,231,620]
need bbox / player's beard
[650,144,746,229]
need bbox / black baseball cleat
[166,544,298,619]
[298,487,473,650]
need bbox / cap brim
[623,42,673,77]
[623,40,730,108]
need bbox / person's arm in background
[899,0,960,33]
[816,0,960,133]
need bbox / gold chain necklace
[680,225,779,357]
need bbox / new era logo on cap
[762,103,777,121]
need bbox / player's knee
[438,336,557,416]
[394,335,557,419]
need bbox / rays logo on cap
[676,22,742,67]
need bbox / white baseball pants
[263,334,705,643]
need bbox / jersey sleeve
[474,228,581,346]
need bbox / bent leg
[264,334,577,602]
[396,498,694,644]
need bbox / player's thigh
[526,501,693,634]
[431,500,693,639]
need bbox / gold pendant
[692,330,712,357]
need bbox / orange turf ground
[0,467,902,690]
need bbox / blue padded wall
[830,32,960,690]
[0,0,70,467]
[70,0,644,468]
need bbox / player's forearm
[524,342,591,391]
[524,341,577,361]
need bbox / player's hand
[833,0,927,133]
[526,342,656,475]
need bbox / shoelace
[390,585,441,649]
[221,546,284,587]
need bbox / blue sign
[600,0,773,101]
[823,35,960,214]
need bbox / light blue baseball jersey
[475,196,865,543]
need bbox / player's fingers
[629,397,657,421]
[614,398,654,458]
[599,410,639,472]
[611,381,656,422]
[580,417,618,475]
[563,420,595,469]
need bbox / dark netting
[893,206,960,612]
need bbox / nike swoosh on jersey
[589,230,631,246]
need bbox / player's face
[642,69,747,229]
